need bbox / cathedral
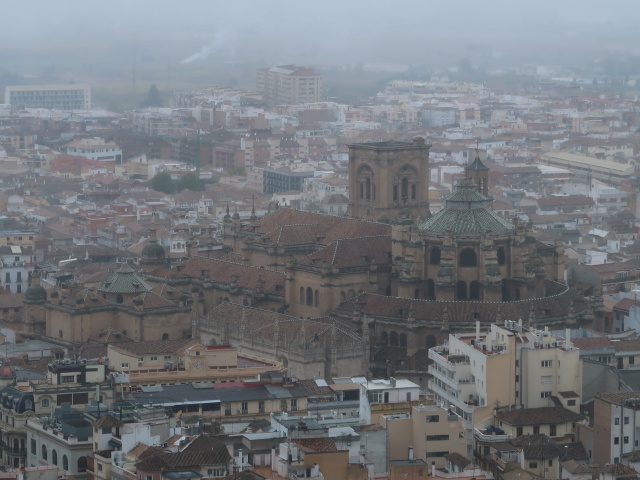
[20,138,598,385]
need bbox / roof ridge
[191,256,284,275]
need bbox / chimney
[475,320,480,343]
[565,328,572,349]
[408,446,414,461]
[432,462,436,477]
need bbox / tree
[140,84,163,108]
[178,172,200,192]
[151,171,173,194]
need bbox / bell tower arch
[348,137,431,221]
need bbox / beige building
[381,404,467,469]
[107,339,283,389]
[429,322,582,453]
[256,65,322,106]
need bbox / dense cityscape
[2,3,640,480]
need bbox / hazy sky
[1,1,639,82]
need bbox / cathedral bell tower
[348,137,431,221]
[465,150,490,196]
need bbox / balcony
[429,348,470,369]
[474,427,512,443]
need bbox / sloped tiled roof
[294,437,337,453]
[299,235,391,269]
[99,264,152,294]
[93,414,123,429]
[135,435,231,472]
[497,406,584,426]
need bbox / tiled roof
[294,437,337,453]
[93,414,123,428]
[614,339,640,353]
[613,298,640,312]
[250,208,390,247]
[510,434,564,460]
[178,257,285,296]
[496,406,583,426]
[569,336,612,350]
[99,264,152,294]
[333,281,587,325]
[135,435,230,472]
[110,339,199,356]
[559,442,589,462]
[88,327,134,344]
[299,236,391,269]
[445,452,471,469]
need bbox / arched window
[427,279,435,299]
[365,177,371,200]
[314,289,319,307]
[497,247,506,265]
[457,281,467,300]
[300,287,305,304]
[62,455,68,471]
[502,279,509,301]
[414,289,420,299]
[58,330,63,339]
[340,291,346,303]
[77,456,87,473]
[348,289,355,299]
[306,287,313,306]
[41,445,47,461]
[401,178,408,201]
[381,332,388,345]
[52,450,58,466]
[426,335,437,349]
[162,333,169,340]
[470,281,480,300]
[13,439,19,452]
[459,249,477,267]
[514,288,521,301]
[399,333,407,348]
[389,331,399,346]
[430,247,441,265]
[116,294,124,304]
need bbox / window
[291,399,298,410]
[625,416,630,424]
[541,391,551,398]
[224,404,231,415]
[426,415,440,423]
[426,452,448,458]
[41,445,47,461]
[426,435,449,441]
[30,439,36,455]
[164,355,171,361]
[52,450,58,466]
[41,399,49,408]
[517,427,523,436]
[98,464,103,472]
[568,399,576,406]
[430,247,441,265]
[533,426,540,435]
[614,437,620,445]
[541,360,553,368]
[541,375,552,383]
[529,462,538,469]
[61,375,74,383]
[631,356,635,365]
[459,248,477,267]
[550,425,556,436]
[625,436,630,444]
[150,356,158,361]
[241,402,248,414]
[121,363,129,368]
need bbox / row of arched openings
[300,287,319,307]
[41,445,85,472]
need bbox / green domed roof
[141,241,166,264]
[419,178,514,235]
[24,284,47,304]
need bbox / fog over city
[2,0,639,94]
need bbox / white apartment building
[429,321,582,453]
[62,137,122,163]
[256,65,323,106]
[5,84,91,110]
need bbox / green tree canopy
[178,172,200,192]
[151,171,173,194]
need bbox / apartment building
[62,137,122,163]
[429,321,581,453]
[381,404,467,469]
[256,65,323,106]
[5,84,91,110]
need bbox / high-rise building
[256,65,322,106]
[4,84,91,110]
